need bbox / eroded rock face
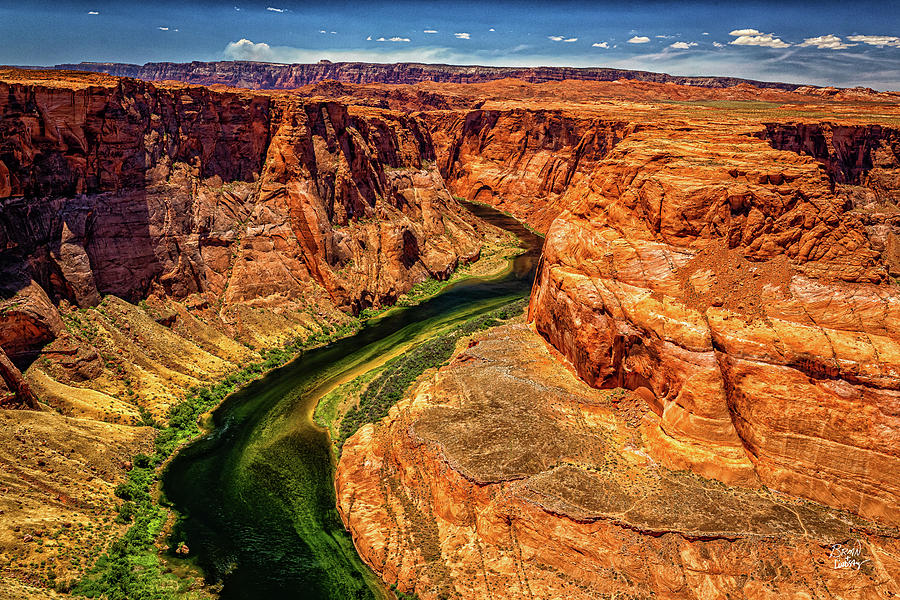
[337,324,900,600]
[52,61,806,90]
[529,124,900,526]
[427,109,633,231]
[0,74,484,407]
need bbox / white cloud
[224,38,487,66]
[713,42,724,48]
[225,39,274,60]
[628,36,650,44]
[799,34,856,50]
[319,30,326,34]
[266,6,286,12]
[87,10,99,15]
[563,37,577,42]
[234,6,241,11]
[729,28,761,36]
[847,35,900,47]
[592,41,609,49]
[454,32,470,39]
[489,28,495,32]
[157,26,169,31]
[702,32,709,35]
[423,29,438,34]
[654,35,671,39]
[670,41,697,50]
[377,37,411,42]
[729,29,790,48]
[330,31,336,34]
[548,35,564,41]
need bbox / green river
[160,203,542,599]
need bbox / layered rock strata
[51,61,805,91]
[0,73,485,412]
[425,110,634,231]
[529,124,900,526]
[337,324,900,600]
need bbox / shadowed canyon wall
[0,76,484,411]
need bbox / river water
[160,203,543,599]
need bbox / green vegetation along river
[160,202,543,599]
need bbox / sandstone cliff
[528,122,900,526]
[0,70,484,414]
[52,61,805,91]
[335,84,900,599]
[337,323,900,600]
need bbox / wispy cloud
[729,28,790,48]
[157,26,169,31]
[423,29,438,34]
[454,32,470,39]
[266,6,286,12]
[847,35,900,48]
[549,35,577,42]
[592,41,609,49]
[669,41,697,50]
[799,34,855,50]
[87,10,99,15]
[628,36,650,44]
[377,36,410,42]
[713,42,724,48]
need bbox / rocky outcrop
[337,323,900,600]
[52,61,806,91]
[426,109,634,231]
[759,122,900,185]
[528,124,900,526]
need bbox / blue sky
[2,1,899,89]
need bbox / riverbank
[64,203,538,599]
[154,202,542,599]
[315,299,528,458]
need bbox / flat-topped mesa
[0,72,483,409]
[51,60,807,91]
[529,123,900,526]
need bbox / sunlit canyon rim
[0,58,899,600]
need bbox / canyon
[0,63,898,599]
